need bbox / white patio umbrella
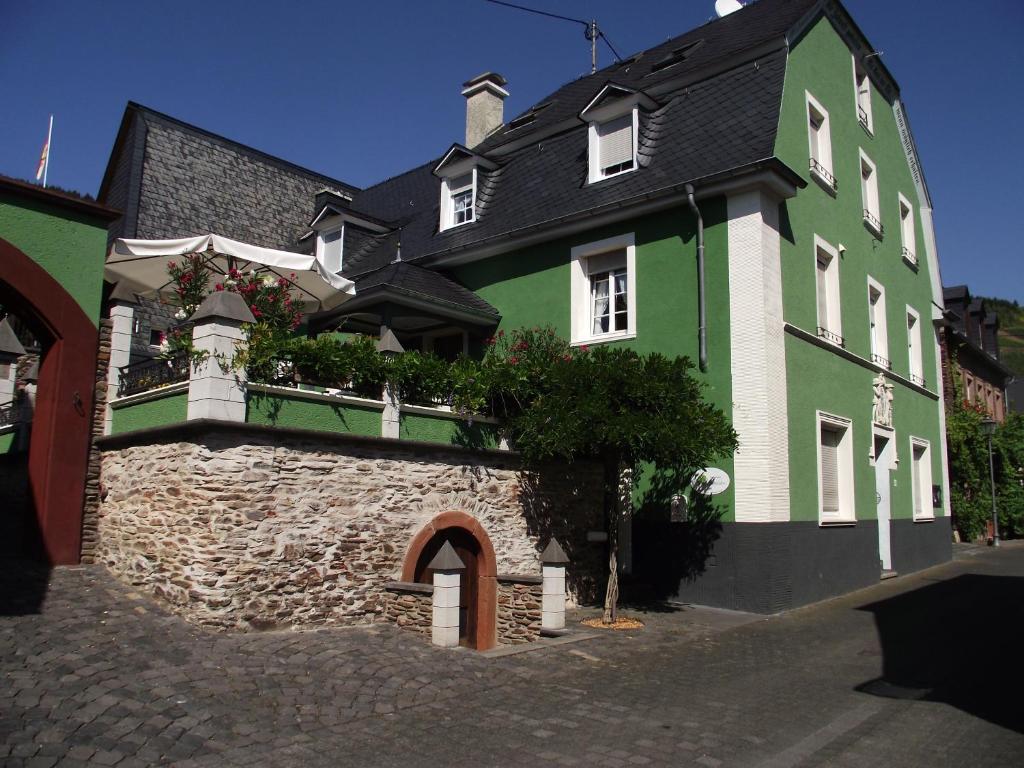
[106,234,355,312]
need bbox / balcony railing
[817,327,845,347]
[863,210,884,238]
[251,356,381,400]
[809,158,838,193]
[910,373,927,388]
[0,403,18,428]
[870,353,892,370]
[858,106,870,132]
[118,352,190,397]
[902,246,917,266]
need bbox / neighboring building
[99,0,951,615]
[940,285,1013,422]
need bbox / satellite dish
[715,0,743,18]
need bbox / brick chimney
[462,72,508,148]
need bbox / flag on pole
[35,116,53,187]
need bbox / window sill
[590,165,637,184]
[819,519,857,527]
[913,515,936,523]
[571,331,636,347]
[902,249,919,270]
[863,214,884,240]
[809,165,838,197]
[440,219,475,233]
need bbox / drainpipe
[685,184,707,372]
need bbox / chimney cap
[462,72,509,99]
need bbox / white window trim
[814,234,842,344]
[906,305,924,384]
[439,167,478,232]
[852,55,874,134]
[859,149,882,237]
[316,223,345,274]
[898,192,917,266]
[570,232,637,345]
[817,411,856,525]
[587,107,639,184]
[805,91,836,194]
[910,436,935,521]
[866,275,889,365]
[869,423,898,469]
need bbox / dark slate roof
[352,262,499,319]
[340,0,814,276]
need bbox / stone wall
[81,317,111,563]
[95,426,604,632]
[497,578,542,644]
[382,584,432,637]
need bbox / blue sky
[2,0,1022,301]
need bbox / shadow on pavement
[856,574,1024,733]
[0,452,52,615]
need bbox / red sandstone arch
[402,511,497,651]
[0,237,98,565]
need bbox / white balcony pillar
[0,318,26,409]
[104,283,137,435]
[540,538,569,631]
[187,291,254,423]
[429,541,465,648]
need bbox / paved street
[2,545,1023,767]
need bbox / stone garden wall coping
[497,573,543,585]
[94,417,521,463]
[109,380,189,409]
[399,402,501,424]
[247,383,386,411]
[384,581,434,595]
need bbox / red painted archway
[0,237,97,565]
[402,511,498,650]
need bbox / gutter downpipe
[685,183,707,372]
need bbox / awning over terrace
[106,234,355,312]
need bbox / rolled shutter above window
[820,426,841,513]
[598,115,633,171]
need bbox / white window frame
[898,193,917,266]
[852,55,874,134]
[806,91,836,194]
[587,108,639,184]
[814,235,842,345]
[439,168,477,232]
[867,276,889,366]
[906,305,924,385]
[570,232,637,345]
[817,411,856,525]
[859,150,882,237]
[316,223,345,274]
[910,436,934,521]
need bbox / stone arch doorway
[402,511,497,650]
[0,237,98,564]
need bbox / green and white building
[98,0,951,617]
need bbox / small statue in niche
[872,373,894,427]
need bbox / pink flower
[580,345,589,353]
[509,356,519,365]
[214,283,224,291]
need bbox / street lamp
[981,417,999,547]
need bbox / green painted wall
[399,412,500,449]
[0,192,109,324]
[776,15,945,521]
[246,392,382,437]
[450,203,737,518]
[0,429,15,453]
[111,392,189,435]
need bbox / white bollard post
[429,541,465,648]
[187,292,255,422]
[0,318,25,408]
[104,283,137,434]
[541,538,569,631]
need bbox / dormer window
[318,226,343,273]
[433,145,497,233]
[580,84,656,185]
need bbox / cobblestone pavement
[2,545,1023,767]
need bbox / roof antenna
[484,0,621,74]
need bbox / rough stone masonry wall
[382,587,433,637]
[96,429,604,632]
[81,317,111,563]
[497,580,542,644]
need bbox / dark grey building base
[633,517,952,614]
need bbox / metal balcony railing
[863,210,884,237]
[858,106,870,131]
[910,373,927,388]
[809,158,838,193]
[902,246,917,265]
[118,352,190,397]
[0,403,18,428]
[871,353,892,370]
[817,327,845,347]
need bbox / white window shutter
[599,115,633,169]
[820,427,840,514]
